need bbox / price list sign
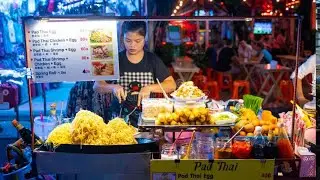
[24,18,119,83]
[151,159,275,180]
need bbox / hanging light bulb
[280,13,283,16]
[286,7,289,10]
[209,0,213,2]
[180,2,183,6]
[243,0,246,2]
[291,5,294,8]
[176,6,180,9]
[193,0,197,2]
[174,9,177,13]
[276,0,280,2]
[172,14,175,16]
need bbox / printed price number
[81,56,88,60]
[261,173,272,178]
[81,47,88,51]
[80,37,88,41]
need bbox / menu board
[24,19,119,83]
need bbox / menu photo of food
[89,29,112,44]
[90,44,113,60]
[91,61,114,76]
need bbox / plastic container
[141,98,173,120]
[207,101,224,114]
[270,60,278,69]
[34,116,56,140]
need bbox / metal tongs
[119,91,138,124]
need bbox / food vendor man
[94,21,176,127]
[290,54,317,107]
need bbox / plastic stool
[203,80,220,100]
[279,80,293,103]
[215,71,233,91]
[192,75,206,90]
[231,80,250,99]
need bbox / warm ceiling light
[174,9,177,13]
[171,14,175,16]
[276,0,280,2]
[180,0,183,3]
[176,6,180,9]
[280,13,283,16]
[180,3,183,6]
[193,0,196,2]
[209,0,213,2]
[291,5,294,8]
[285,7,289,10]
[243,0,246,2]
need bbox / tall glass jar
[232,136,252,159]
[180,143,196,159]
[161,143,178,160]
[214,137,232,159]
[195,133,214,159]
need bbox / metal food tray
[138,116,234,132]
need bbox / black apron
[110,62,156,127]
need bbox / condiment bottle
[252,126,265,159]
[277,123,294,159]
[264,130,278,159]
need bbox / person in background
[206,40,223,70]
[290,54,316,106]
[272,29,286,55]
[214,39,239,73]
[262,36,272,51]
[254,42,272,64]
[94,21,176,126]
[238,40,252,59]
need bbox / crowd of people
[205,29,290,75]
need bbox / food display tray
[138,117,234,132]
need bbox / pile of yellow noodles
[45,110,137,147]
[46,123,72,147]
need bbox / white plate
[211,111,238,125]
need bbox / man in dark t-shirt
[214,39,237,72]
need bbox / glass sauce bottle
[252,126,266,159]
[264,130,278,159]
[277,123,294,159]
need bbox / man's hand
[297,96,309,107]
[137,86,151,106]
[112,85,127,103]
